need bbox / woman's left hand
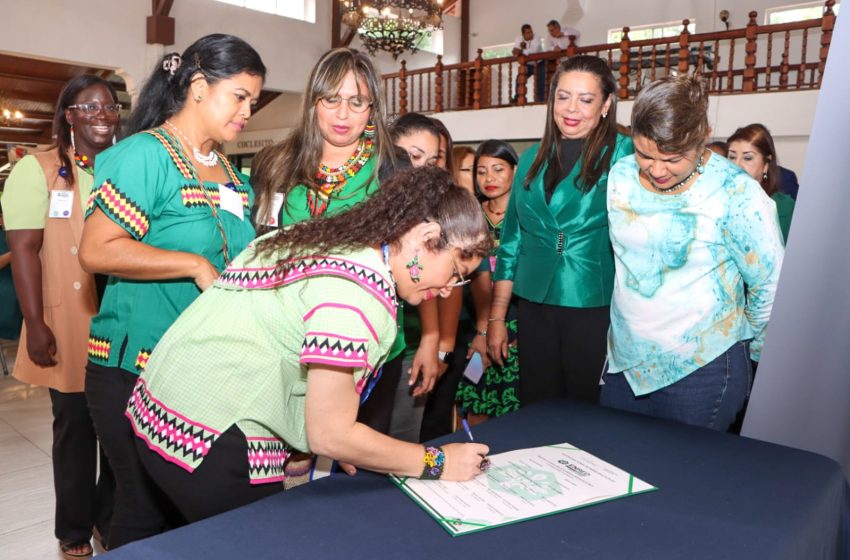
[409,344,444,397]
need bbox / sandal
[59,539,93,559]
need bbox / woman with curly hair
[127,166,492,522]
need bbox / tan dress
[13,149,98,393]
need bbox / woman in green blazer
[487,55,634,405]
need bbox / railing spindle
[743,11,758,92]
[798,29,808,89]
[819,0,836,87]
[618,27,631,99]
[435,55,444,113]
[517,53,528,106]
[473,49,483,110]
[779,30,791,90]
[726,38,735,92]
[399,61,408,115]
[678,19,691,74]
[711,39,720,92]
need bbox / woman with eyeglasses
[251,50,422,459]
[1,74,120,559]
[78,34,265,548]
[128,166,492,522]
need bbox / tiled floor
[0,339,105,559]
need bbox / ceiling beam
[147,0,175,45]
[0,86,63,104]
[0,130,53,145]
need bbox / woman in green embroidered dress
[250,51,445,446]
[78,34,265,548]
[456,140,521,424]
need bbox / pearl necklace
[649,150,706,194]
[165,120,219,168]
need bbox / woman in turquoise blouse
[488,55,634,405]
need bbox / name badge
[266,193,285,227]
[49,190,74,219]
[218,183,244,221]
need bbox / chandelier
[342,0,444,59]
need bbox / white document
[218,184,244,220]
[390,443,656,536]
[49,190,74,219]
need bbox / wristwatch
[437,350,455,364]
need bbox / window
[213,0,316,23]
[766,1,840,24]
[481,43,515,60]
[608,19,696,44]
[416,29,444,56]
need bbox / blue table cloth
[105,399,850,559]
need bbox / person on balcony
[602,76,784,430]
[489,55,634,406]
[545,19,581,51]
[512,24,545,103]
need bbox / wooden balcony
[382,0,838,115]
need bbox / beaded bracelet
[421,446,446,480]
[475,329,487,337]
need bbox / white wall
[435,89,818,175]
[2,0,332,95]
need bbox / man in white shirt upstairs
[512,23,545,102]
[546,19,581,51]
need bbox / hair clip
[162,53,181,76]
[194,52,203,71]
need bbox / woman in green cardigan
[487,55,634,405]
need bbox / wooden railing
[382,0,838,115]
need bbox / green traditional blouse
[85,129,256,373]
[127,241,397,484]
[772,191,795,242]
[276,154,405,362]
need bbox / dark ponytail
[127,33,266,135]
[53,75,119,187]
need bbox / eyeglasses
[67,102,123,115]
[319,95,372,113]
[447,255,471,288]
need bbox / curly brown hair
[256,166,493,274]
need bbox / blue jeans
[600,341,753,431]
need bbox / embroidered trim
[145,129,195,180]
[126,378,220,473]
[217,256,396,316]
[218,153,243,186]
[180,184,249,209]
[91,179,151,239]
[87,336,111,361]
[135,348,152,372]
[247,437,290,484]
[300,332,370,371]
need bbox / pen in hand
[460,408,491,472]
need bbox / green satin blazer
[493,134,634,307]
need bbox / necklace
[165,120,219,168]
[73,152,94,176]
[485,199,506,216]
[308,136,374,217]
[649,150,706,194]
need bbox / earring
[363,122,376,138]
[406,254,423,283]
[112,134,117,145]
[70,126,77,153]
[194,94,203,103]
[601,111,608,119]
[763,172,768,180]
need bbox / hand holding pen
[461,409,491,473]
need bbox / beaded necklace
[649,150,706,194]
[307,135,374,217]
[73,152,94,176]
